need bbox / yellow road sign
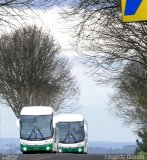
[121,0,147,22]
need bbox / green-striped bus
[53,114,88,154]
[17,106,54,154]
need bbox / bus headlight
[23,147,27,151]
[78,148,82,152]
[59,149,62,153]
[46,146,50,151]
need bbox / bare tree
[60,1,147,84]
[0,0,59,28]
[0,25,79,117]
[111,61,147,126]
[60,0,121,44]
[110,61,147,150]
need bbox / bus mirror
[16,119,20,128]
[53,121,56,128]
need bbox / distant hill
[0,138,136,154]
[89,145,136,154]
[0,138,20,154]
[88,141,136,154]
[89,141,136,149]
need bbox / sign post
[121,0,147,22]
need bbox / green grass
[136,151,147,160]
[127,151,147,160]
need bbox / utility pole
[7,144,16,154]
[0,106,1,152]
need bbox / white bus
[53,114,88,154]
[17,106,54,153]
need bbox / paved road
[17,154,106,160]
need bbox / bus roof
[20,106,53,115]
[54,114,84,123]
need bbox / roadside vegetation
[0,0,147,152]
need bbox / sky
[0,7,138,142]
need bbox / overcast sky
[0,7,138,142]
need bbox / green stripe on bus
[58,146,84,153]
[20,143,53,152]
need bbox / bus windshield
[20,115,53,141]
[57,121,84,144]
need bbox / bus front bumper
[58,146,84,153]
[20,143,53,153]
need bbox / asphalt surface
[2,153,145,160]
[17,154,106,160]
